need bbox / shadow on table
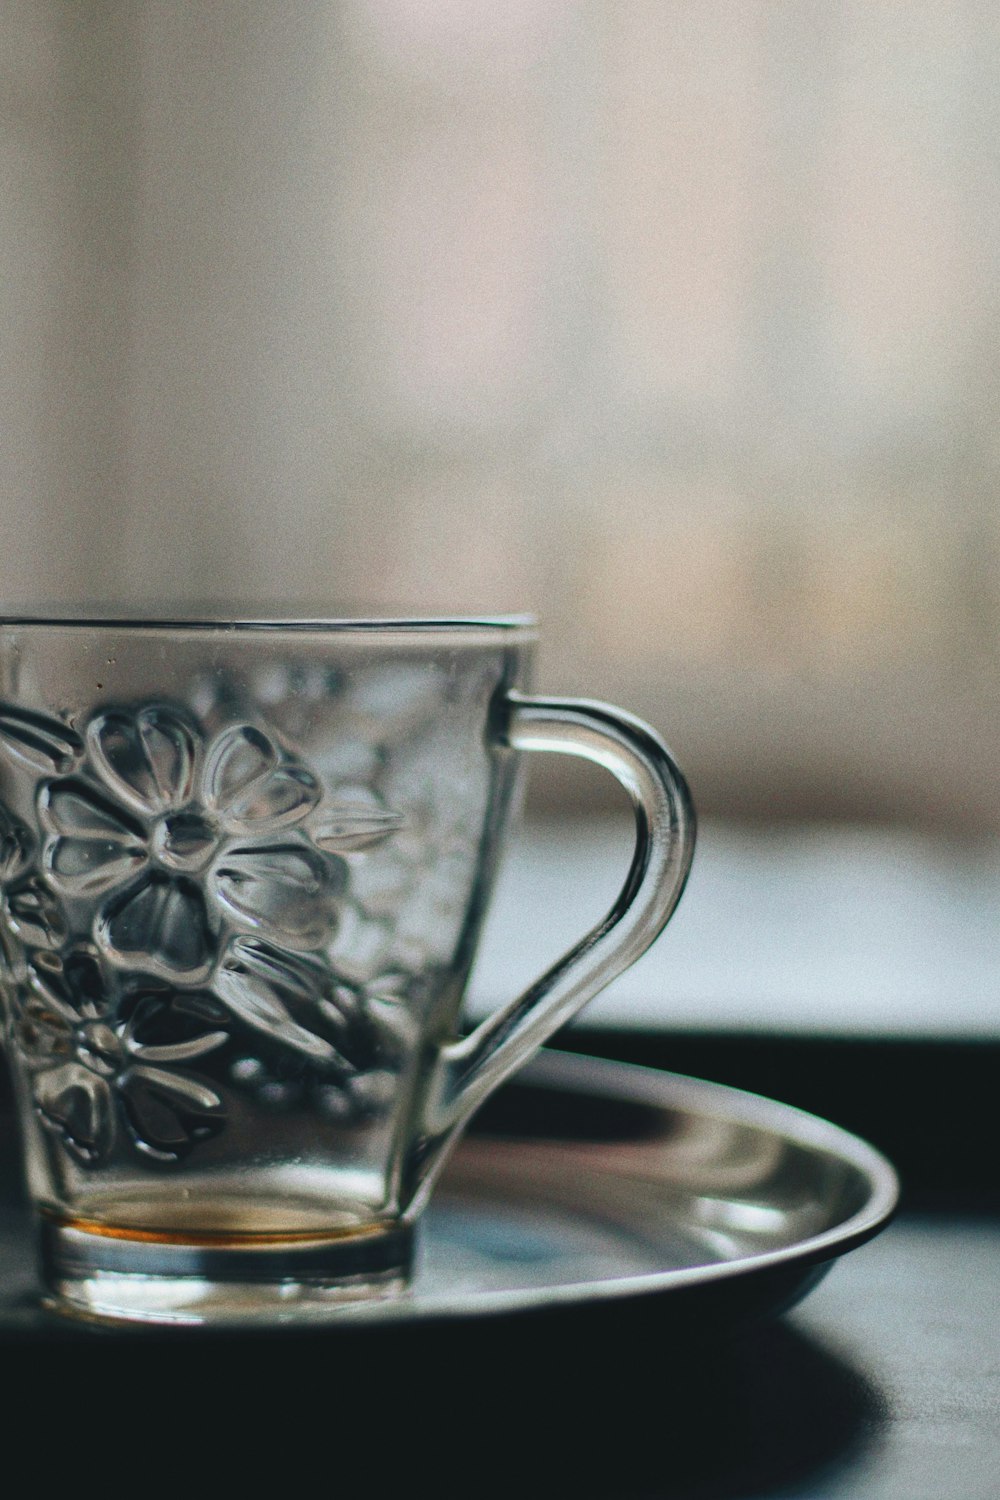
[6,1293,885,1498]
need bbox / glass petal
[39,777,144,839]
[0,804,32,884]
[213,841,340,948]
[46,836,147,896]
[88,707,196,816]
[97,874,213,980]
[14,995,74,1059]
[123,992,228,1063]
[215,937,347,1065]
[3,876,67,949]
[118,1064,225,1161]
[129,1033,228,1064]
[204,726,320,830]
[28,946,108,1022]
[203,726,276,810]
[0,705,83,775]
[229,763,321,831]
[34,1062,114,1163]
[313,804,406,853]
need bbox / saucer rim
[326,1047,901,1328]
[6,1049,899,1335]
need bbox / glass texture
[0,618,693,1323]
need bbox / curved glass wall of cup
[0,618,535,1317]
[0,616,697,1321]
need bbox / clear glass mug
[0,614,694,1324]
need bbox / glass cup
[0,613,694,1324]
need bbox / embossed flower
[216,933,408,1062]
[0,802,32,886]
[219,937,410,1120]
[38,707,343,981]
[15,946,227,1163]
[0,804,68,957]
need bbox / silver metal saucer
[385,1049,898,1327]
[0,1050,898,1336]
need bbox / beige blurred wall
[1,2,137,599]
[3,2,1000,829]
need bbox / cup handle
[415,690,695,1189]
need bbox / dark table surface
[1,1031,997,1497]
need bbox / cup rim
[0,608,538,637]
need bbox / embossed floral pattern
[0,803,32,885]
[2,875,67,952]
[216,936,350,1064]
[38,707,343,980]
[0,704,83,776]
[223,949,410,1120]
[14,946,227,1163]
[0,695,412,1169]
[217,934,409,1071]
[0,806,65,955]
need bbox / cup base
[38,1213,414,1327]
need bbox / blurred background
[4,1,1000,1035]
